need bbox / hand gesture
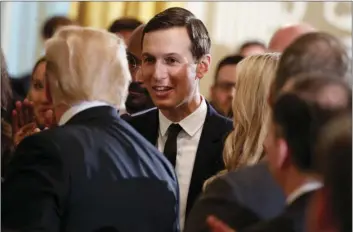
[12,99,40,146]
[207,216,236,232]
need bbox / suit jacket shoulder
[185,163,286,232]
[2,131,69,230]
[221,162,286,219]
[3,107,179,232]
[123,107,159,145]
[239,192,313,232]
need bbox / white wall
[1,2,70,77]
[185,2,352,98]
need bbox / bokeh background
[1,1,351,98]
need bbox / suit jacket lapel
[141,110,159,146]
[185,103,228,216]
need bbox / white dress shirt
[286,180,323,205]
[157,98,207,230]
[58,101,110,126]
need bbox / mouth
[38,107,52,114]
[129,91,144,97]
[152,86,173,97]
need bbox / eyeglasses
[127,52,141,72]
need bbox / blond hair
[45,25,131,108]
[203,53,280,191]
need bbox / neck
[54,104,69,124]
[160,93,202,122]
[281,166,319,198]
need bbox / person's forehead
[217,65,237,81]
[127,26,144,58]
[142,27,192,55]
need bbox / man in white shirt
[125,7,233,230]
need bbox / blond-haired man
[2,26,179,232]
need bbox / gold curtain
[69,1,185,29]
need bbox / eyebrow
[141,52,153,57]
[141,52,181,57]
[127,51,140,60]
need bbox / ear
[196,54,211,80]
[276,138,290,170]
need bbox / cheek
[170,67,194,89]
[29,90,40,103]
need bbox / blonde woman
[204,53,280,189]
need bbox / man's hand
[207,216,236,232]
[12,99,40,146]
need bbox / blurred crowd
[1,7,351,232]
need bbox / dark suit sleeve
[2,134,68,232]
[184,177,260,232]
[238,216,293,232]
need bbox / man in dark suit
[2,26,179,232]
[185,162,286,232]
[125,7,233,229]
[185,31,351,232]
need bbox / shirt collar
[58,101,110,126]
[286,180,323,205]
[159,97,207,137]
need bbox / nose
[230,88,236,98]
[152,61,168,81]
[135,68,143,83]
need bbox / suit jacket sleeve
[237,216,294,232]
[184,176,260,232]
[2,133,69,232]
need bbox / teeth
[154,87,170,91]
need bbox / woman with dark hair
[11,57,54,146]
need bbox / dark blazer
[239,191,314,232]
[2,106,179,232]
[125,102,233,218]
[184,162,286,232]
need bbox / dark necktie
[163,123,183,167]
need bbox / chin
[36,118,46,128]
[153,99,177,110]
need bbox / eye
[33,80,44,90]
[142,56,155,64]
[165,57,178,65]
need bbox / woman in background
[27,57,53,127]
[12,57,54,146]
[204,53,280,189]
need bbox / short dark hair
[42,16,75,40]
[142,7,211,61]
[108,17,143,33]
[315,114,352,232]
[214,55,244,82]
[272,74,351,172]
[274,32,350,97]
[32,57,46,77]
[239,40,266,52]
